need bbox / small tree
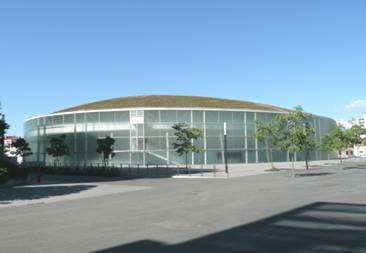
[46,135,70,165]
[0,116,10,155]
[255,120,282,169]
[321,124,349,165]
[96,136,115,166]
[276,106,316,174]
[172,123,202,169]
[10,137,33,161]
[322,124,364,166]
[347,125,365,149]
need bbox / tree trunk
[291,153,295,178]
[339,150,343,169]
[269,146,274,169]
[185,153,188,169]
[305,150,309,170]
[266,141,270,169]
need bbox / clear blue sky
[1,0,366,136]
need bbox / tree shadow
[0,184,96,203]
[295,172,334,177]
[94,202,366,253]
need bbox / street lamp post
[224,122,229,177]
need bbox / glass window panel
[246,123,256,137]
[86,133,99,153]
[53,116,63,125]
[161,111,177,122]
[206,111,219,123]
[206,137,222,149]
[131,152,143,165]
[38,117,45,126]
[194,152,205,165]
[145,111,160,123]
[112,130,130,137]
[227,150,244,164]
[227,137,245,149]
[178,110,191,123]
[219,111,233,123]
[258,140,267,149]
[206,123,223,136]
[206,150,222,164]
[193,137,204,148]
[296,152,305,161]
[64,114,74,124]
[45,117,53,125]
[145,137,166,150]
[75,133,85,153]
[137,124,144,137]
[87,112,99,123]
[114,138,130,151]
[267,113,275,122]
[256,113,266,122]
[146,152,166,165]
[246,112,255,124]
[113,152,130,164]
[193,111,203,123]
[169,151,191,165]
[258,150,269,163]
[272,150,288,162]
[145,124,161,137]
[232,112,245,123]
[247,137,256,149]
[227,124,245,136]
[160,123,176,136]
[115,111,129,122]
[100,112,114,122]
[247,150,256,163]
[75,113,85,123]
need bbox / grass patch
[56,95,290,113]
[265,166,281,172]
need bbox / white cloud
[345,99,366,109]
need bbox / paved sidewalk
[1,161,366,252]
[173,160,342,178]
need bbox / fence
[24,162,222,178]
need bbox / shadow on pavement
[94,202,366,253]
[0,184,96,202]
[295,172,334,177]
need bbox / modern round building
[24,95,335,166]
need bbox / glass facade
[24,109,336,165]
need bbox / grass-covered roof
[56,95,290,113]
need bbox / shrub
[0,159,29,184]
[0,167,9,184]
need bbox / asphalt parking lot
[1,161,366,253]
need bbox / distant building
[24,95,335,166]
[350,114,366,128]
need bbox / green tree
[10,137,33,160]
[346,125,365,148]
[322,124,365,165]
[0,116,10,155]
[172,123,202,169]
[46,135,70,165]
[276,106,317,173]
[254,119,282,169]
[321,124,349,165]
[96,136,115,166]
